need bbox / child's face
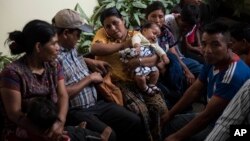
[142,25,161,43]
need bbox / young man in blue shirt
[161,21,250,141]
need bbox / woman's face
[103,16,127,40]
[146,9,165,28]
[39,34,60,62]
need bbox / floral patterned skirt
[115,81,168,141]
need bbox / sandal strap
[144,86,155,96]
[148,84,160,92]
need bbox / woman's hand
[86,59,111,75]
[120,39,132,49]
[126,57,140,73]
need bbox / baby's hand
[162,55,170,64]
[134,44,141,56]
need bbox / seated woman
[0,20,69,141]
[91,7,168,141]
[145,1,205,109]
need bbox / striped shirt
[58,47,97,109]
[205,79,250,141]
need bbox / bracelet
[138,57,142,66]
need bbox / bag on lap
[96,72,124,106]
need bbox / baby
[25,97,70,141]
[119,22,170,96]
[18,97,102,141]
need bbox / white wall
[0,0,98,56]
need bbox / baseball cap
[53,9,93,33]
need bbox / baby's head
[141,22,161,43]
[27,97,58,132]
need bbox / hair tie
[9,41,18,50]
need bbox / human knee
[108,130,116,141]
[131,113,141,126]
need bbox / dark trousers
[66,101,145,141]
[162,113,214,141]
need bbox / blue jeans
[162,113,214,141]
[182,57,203,77]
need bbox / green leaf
[98,0,112,5]
[116,2,123,10]
[74,3,90,22]
[73,0,180,55]
[83,32,94,36]
[82,40,92,46]
[120,11,128,16]
[106,1,116,8]
[91,5,106,25]
[133,13,141,26]
[165,0,174,5]
[165,9,170,14]
[132,1,147,9]
[0,52,20,71]
[123,16,129,27]
[138,13,145,19]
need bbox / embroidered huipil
[0,56,63,139]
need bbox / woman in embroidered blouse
[0,20,68,141]
[91,7,168,141]
[144,1,201,110]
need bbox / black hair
[100,7,122,25]
[145,1,166,19]
[27,97,58,132]
[181,4,200,26]
[230,22,250,42]
[140,22,159,31]
[203,21,229,34]
[5,20,56,55]
[179,0,185,7]
[203,21,231,41]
